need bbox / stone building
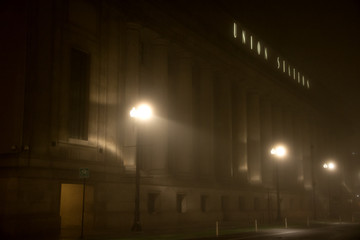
[0,0,351,238]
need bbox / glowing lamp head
[323,161,336,171]
[130,104,152,120]
[270,145,287,158]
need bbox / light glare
[130,104,152,120]
[323,161,336,171]
[271,145,287,158]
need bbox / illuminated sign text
[233,22,310,89]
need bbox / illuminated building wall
[247,92,261,183]
[0,0,344,237]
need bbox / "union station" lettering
[233,22,310,89]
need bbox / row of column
[122,23,316,188]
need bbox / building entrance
[60,183,94,236]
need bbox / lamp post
[130,104,152,232]
[270,145,287,222]
[323,161,336,219]
[310,145,317,220]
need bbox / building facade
[1,0,352,237]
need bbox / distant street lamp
[323,161,336,171]
[323,160,336,218]
[270,144,287,222]
[130,104,152,232]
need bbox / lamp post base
[131,221,142,232]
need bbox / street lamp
[323,161,336,171]
[323,160,336,219]
[130,104,152,120]
[270,145,287,157]
[270,144,287,222]
[130,103,152,232]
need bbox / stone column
[197,65,214,179]
[271,104,283,143]
[309,118,319,190]
[302,115,312,189]
[293,112,304,183]
[149,38,169,175]
[213,75,233,180]
[169,49,193,176]
[283,109,294,150]
[123,23,141,167]
[104,11,120,163]
[260,97,273,187]
[247,92,261,184]
[232,83,248,179]
[283,108,297,187]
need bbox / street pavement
[186,223,360,240]
[54,222,360,240]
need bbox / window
[68,48,90,140]
[201,195,208,213]
[148,193,160,214]
[290,198,295,210]
[238,196,246,211]
[221,196,229,212]
[299,198,304,210]
[254,197,260,211]
[176,194,186,213]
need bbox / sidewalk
[58,220,349,240]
